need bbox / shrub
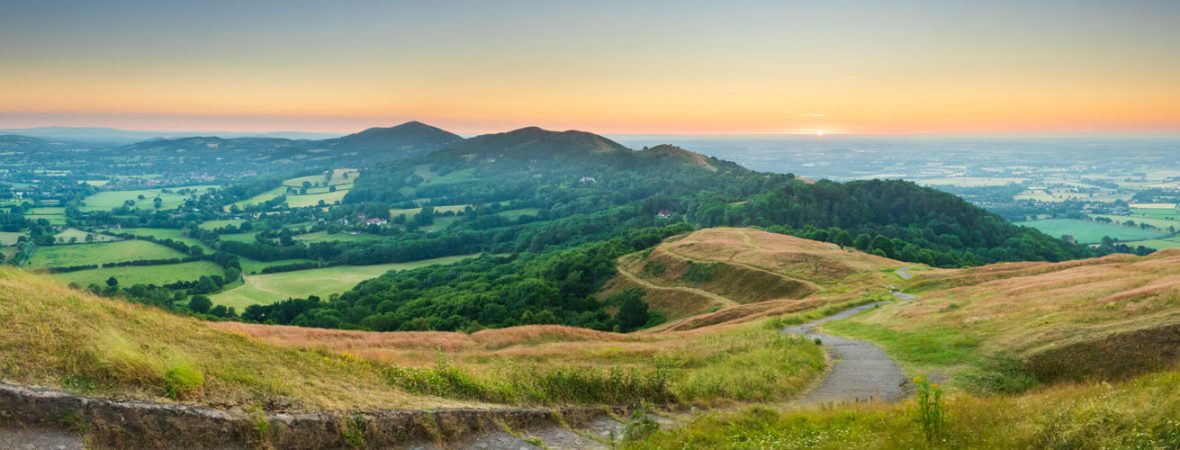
[163,363,205,400]
[914,373,945,444]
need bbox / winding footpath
[782,266,915,405]
[784,302,908,404]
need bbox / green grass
[1124,237,1180,249]
[282,169,358,187]
[218,231,260,243]
[49,261,224,287]
[422,167,477,186]
[1015,218,1165,243]
[390,204,471,219]
[52,228,119,244]
[107,227,213,251]
[24,213,67,225]
[79,185,218,212]
[26,240,187,268]
[211,254,480,308]
[198,219,245,230]
[823,320,982,368]
[292,231,385,244]
[1088,214,1180,231]
[237,257,317,275]
[285,189,349,208]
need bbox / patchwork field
[26,240,187,268]
[292,230,384,244]
[233,170,358,210]
[1015,218,1165,243]
[49,261,225,288]
[210,254,481,309]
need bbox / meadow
[26,240,187,268]
[210,254,480,309]
[0,231,23,245]
[50,261,225,288]
[53,227,119,244]
[232,170,358,210]
[106,227,214,251]
[197,219,245,230]
[79,185,219,211]
[1015,218,1164,243]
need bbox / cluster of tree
[239,225,688,331]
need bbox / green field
[237,257,318,275]
[1089,214,1180,231]
[79,185,219,212]
[282,168,358,187]
[198,219,246,230]
[286,189,349,208]
[26,240,187,268]
[390,204,471,218]
[1124,237,1180,250]
[422,167,477,186]
[25,207,67,225]
[49,261,224,288]
[219,231,260,243]
[211,254,480,309]
[108,227,213,251]
[292,231,385,244]
[0,231,23,246]
[1016,218,1166,243]
[52,228,119,244]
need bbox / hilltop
[320,120,463,157]
[600,228,902,328]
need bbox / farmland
[25,240,187,268]
[78,185,219,211]
[1015,218,1165,243]
[210,254,480,309]
[49,260,225,288]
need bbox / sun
[815,130,826,138]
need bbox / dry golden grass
[0,267,471,412]
[603,227,907,328]
[827,249,1180,384]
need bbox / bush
[163,363,205,400]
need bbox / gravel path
[784,302,908,404]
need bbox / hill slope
[600,228,904,328]
[320,120,463,157]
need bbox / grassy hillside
[0,266,426,411]
[0,264,828,410]
[628,368,1180,449]
[824,249,1180,390]
[601,228,907,329]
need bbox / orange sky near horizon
[2,1,1178,135]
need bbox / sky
[2,0,1179,135]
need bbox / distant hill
[320,121,463,157]
[0,126,341,144]
[429,126,629,162]
[0,134,58,151]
